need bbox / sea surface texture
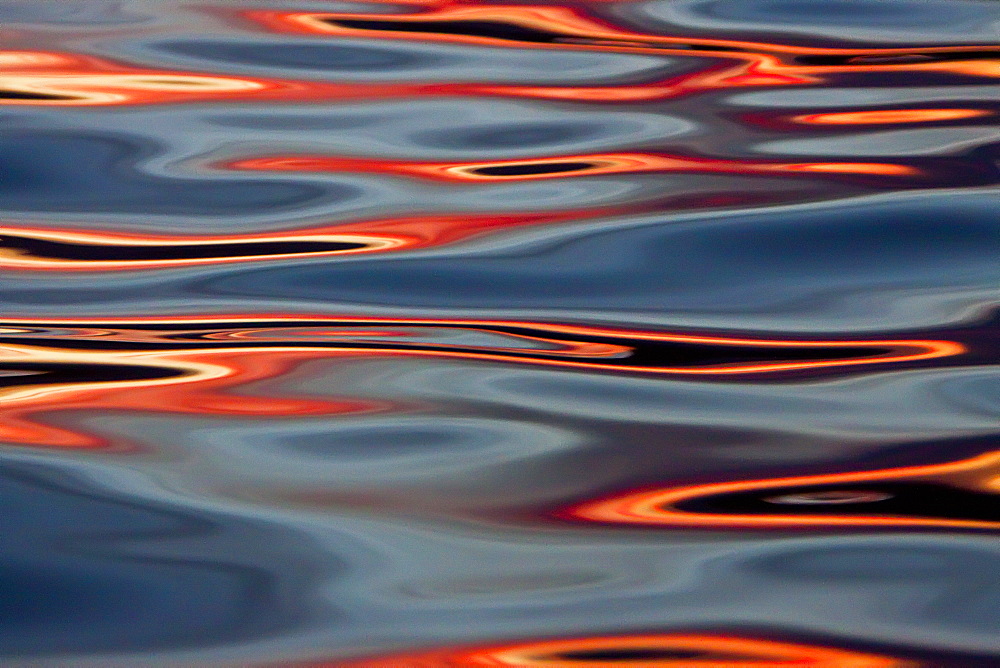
[1,0,999,665]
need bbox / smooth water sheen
[1,0,999,665]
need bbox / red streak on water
[0,345,387,449]
[0,315,964,370]
[322,632,909,667]
[0,50,372,106]
[227,152,921,181]
[7,0,996,109]
[561,451,1000,531]
[0,47,799,107]
[242,3,1000,83]
[0,225,396,271]
[0,208,618,271]
[793,109,994,125]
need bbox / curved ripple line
[227,151,922,182]
[0,314,960,449]
[562,450,1000,531]
[0,47,784,107]
[0,207,624,270]
[332,632,909,667]
[243,4,1000,79]
[0,225,399,271]
[0,343,385,448]
[0,315,964,376]
[0,49,475,107]
[793,108,994,125]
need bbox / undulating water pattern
[1,0,999,665]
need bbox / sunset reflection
[794,109,992,125]
[0,342,384,448]
[244,4,1000,85]
[0,312,967,449]
[0,315,964,375]
[3,0,999,661]
[0,208,615,269]
[228,152,922,182]
[0,49,419,106]
[0,225,396,271]
[334,633,909,667]
[564,451,1000,531]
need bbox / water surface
[1,0,999,665]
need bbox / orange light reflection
[0,315,964,376]
[332,633,909,667]
[795,109,992,125]
[0,225,398,271]
[0,47,806,109]
[228,152,921,182]
[0,316,964,448]
[0,344,384,449]
[243,5,1000,85]
[0,50,434,106]
[0,208,613,271]
[565,451,1000,531]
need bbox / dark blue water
[1,0,999,665]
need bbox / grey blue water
[0,0,999,665]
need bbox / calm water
[1,0,999,665]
